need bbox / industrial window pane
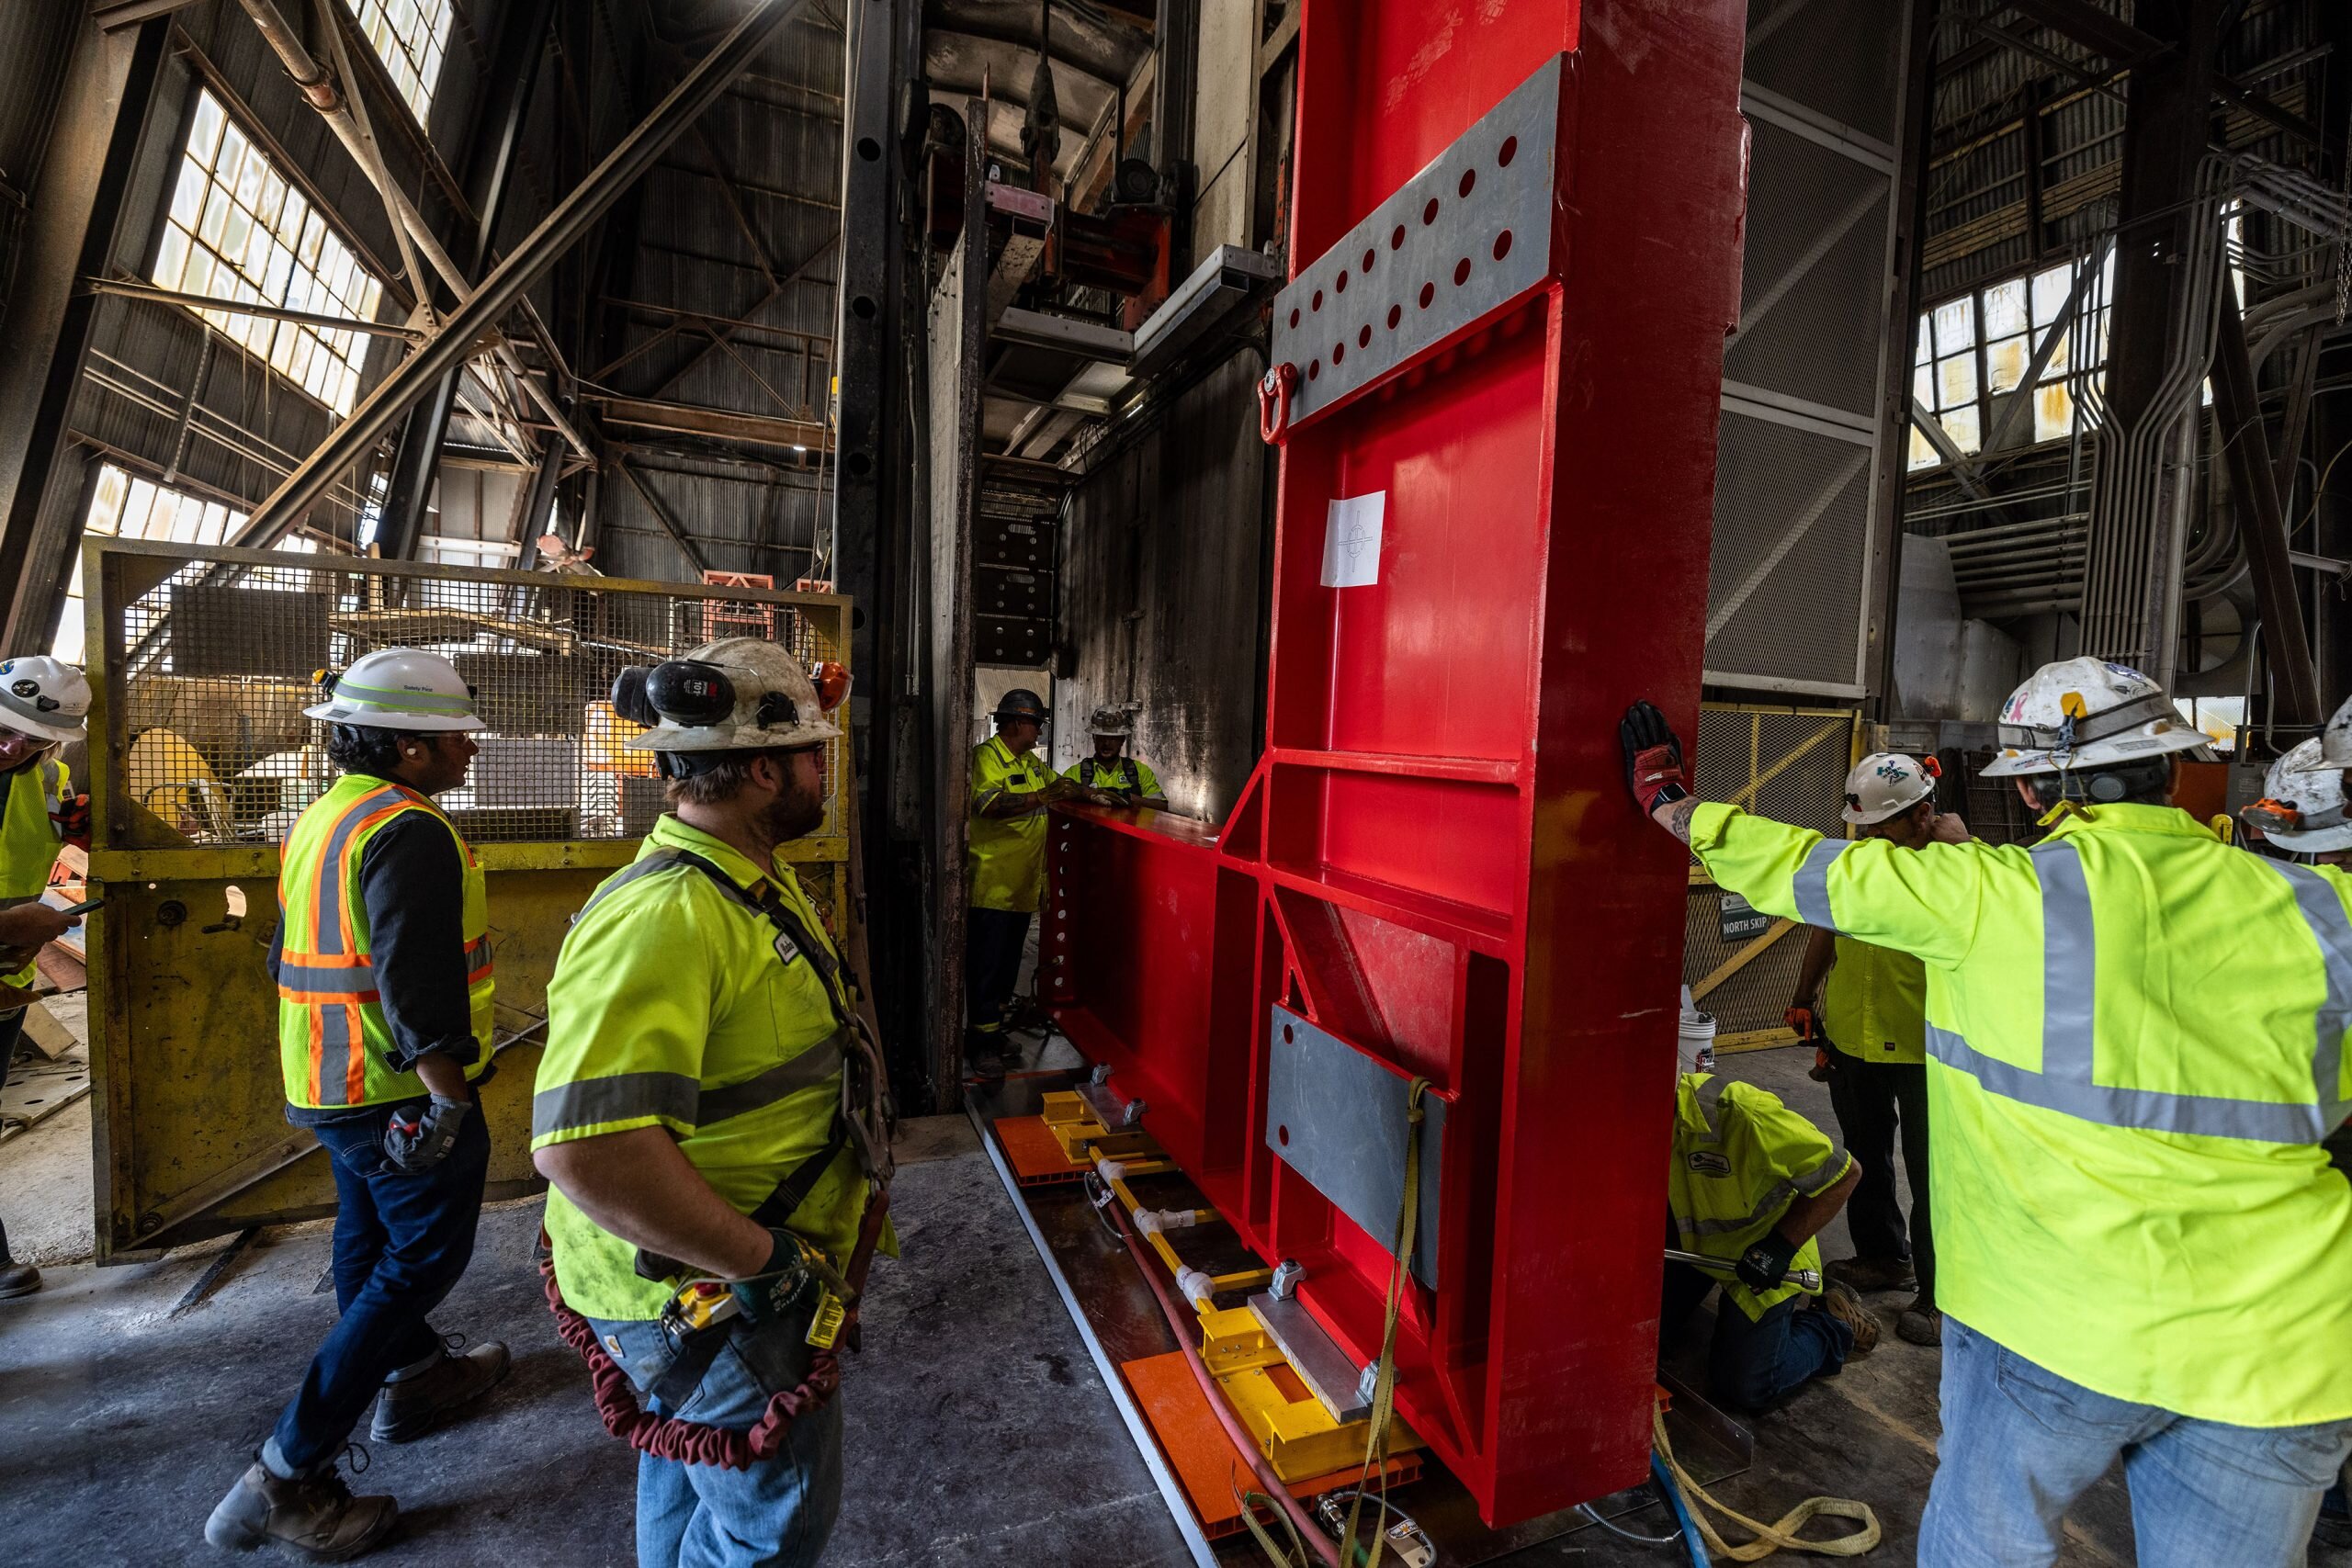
[150,88,386,416]
[1983,278,2027,340]
[1908,421,1939,471]
[1933,296,1975,355]
[2034,382,2075,445]
[1912,363,1932,407]
[1985,333,2028,396]
[2030,263,2074,328]
[345,0,454,123]
[1915,317,1932,365]
[1939,404,1981,455]
[1937,353,1976,409]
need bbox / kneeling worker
[1063,706,1167,809]
[1787,751,1952,1346]
[1665,1032,1875,1411]
[534,640,891,1568]
[209,649,506,1558]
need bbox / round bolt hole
[1308,359,1320,379]
[1337,270,1349,293]
[1453,257,1472,286]
[1358,325,1372,348]
[856,135,882,162]
[1386,304,1402,329]
[1498,135,1518,167]
[847,452,873,477]
[1362,247,1376,272]
[1390,224,1406,251]
[1493,229,1514,261]
[1458,167,1476,198]
[1277,1124,1290,1146]
[1422,197,1440,226]
[1283,1024,1295,1043]
[1332,343,1344,364]
[1419,282,1435,310]
[1288,307,1300,329]
[851,294,877,321]
[1311,288,1324,311]
[157,900,187,928]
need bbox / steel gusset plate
[1266,1005,1446,1288]
[1268,56,1568,430]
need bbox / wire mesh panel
[1682,705,1857,1043]
[89,541,851,860]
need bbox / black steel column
[373,0,558,560]
[2101,1,2214,433]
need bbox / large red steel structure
[1043,0,1749,1527]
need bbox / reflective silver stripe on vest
[532,1070,700,1139]
[1792,840,1850,931]
[276,958,379,996]
[317,1003,356,1106]
[1923,840,2352,1143]
[312,786,403,954]
[2031,840,2097,1080]
[39,761,61,825]
[695,1028,849,1125]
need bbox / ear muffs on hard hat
[645,660,736,728]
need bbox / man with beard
[534,638,890,1568]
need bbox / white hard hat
[1086,705,1134,738]
[2317,694,2352,768]
[2241,739,2352,853]
[0,656,90,743]
[1842,751,1937,825]
[305,648,487,732]
[1977,657,2203,778]
[619,637,841,754]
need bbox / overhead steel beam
[92,0,208,30]
[2212,286,2321,726]
[235,0,813,547]
[78,277,427,339]
[375,0,558,561]
[584,394,831,452]
[2008,0,2165,63]
[612,458,710,576]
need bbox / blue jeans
[1920,1316,2352,1568]
[588,1314,843,1568]
[1662,1260,1853,1412]
[268,1101,488,1472]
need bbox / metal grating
[90,541,850,851]
[1683,705,1856,1042]
[1704,412,1873,690]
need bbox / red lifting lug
[1257,361,1298,446]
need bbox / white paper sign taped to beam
[1321,491,1385,588]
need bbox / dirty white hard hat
[0,655,90,743]
[1842,751,1937,826]
[1977,657,2203,779]
[620,637,841,754]
[2242,738,2352,853]
[1086,705,1134,738]
[2317,694,2352,769]
[304,648,486,733]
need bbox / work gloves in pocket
[381,1094,472,1173]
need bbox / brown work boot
[1896,1294,1943,1347]
[370,1338,510,1442]
[204,1458,395,1559]
[1826,1254,1915,1293]
[1819,1279,1881,1357]
[0,1259,40,1299]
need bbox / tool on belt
[1665,1247,1822,1293]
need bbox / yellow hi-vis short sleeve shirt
[1668,1071,1849,1320]
[533,814,868,1322]
[1687,798,2352,1427]
[0,759,66,989]
[1820,934,1927,1065]
[967,734,1050,913]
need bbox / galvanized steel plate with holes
[1268,55,1565,429]
[1265,1004,1445,1288]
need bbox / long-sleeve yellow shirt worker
[967,734,1050,913]
[1685,798,2352,1427]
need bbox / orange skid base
[1120,1351,1424,1542]
[991,1115,1093,1185]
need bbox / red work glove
[1619,701,1690,816]
[53,792,90,852]
[1783,1005,1815,1041]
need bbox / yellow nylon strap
[1651,1402,1881,1560]
[1340,1076,1430,1568]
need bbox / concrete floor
[0,1036,2342,1566]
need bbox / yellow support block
[1193,1307,1423,1482]
[1040,1091,1160,1163]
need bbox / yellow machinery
[81,539,851,1260]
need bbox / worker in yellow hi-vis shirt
[965,687,1075,1080]
[1622,658,2352,1568]
[533,640,889,1568]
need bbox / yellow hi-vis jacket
[1669,1071,1850,1319]
[276,773,493,1109]
[0,758,67,990]
[1820,935,1927,1065]
[534,814,874,1322]
[967,734,1050,913]
[1688,799,2352,1427]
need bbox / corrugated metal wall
[0,1,86,325]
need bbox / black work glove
[729,1228,820,1328]
[1736,1229,1802,1292]
[1620,701,1690,816]
[380,1095,471,1173]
